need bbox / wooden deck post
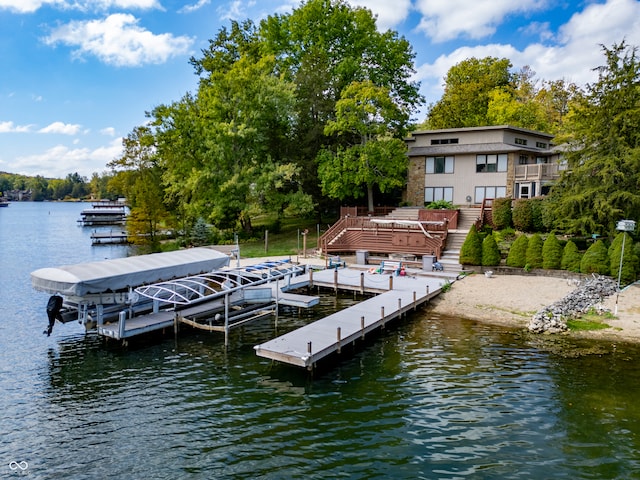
[360,272,364,295]
[413,291,417,311]
[398,298,402,317]
[389,275,393,290]
[334,268,338,294]
[337,327,341,353]
[381,306,385,328]
[309,269,313,289]
[361,316,365,339]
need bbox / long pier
[254,268,449,369]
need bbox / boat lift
[130,260,318,344]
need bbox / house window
[475,186,506,203]
[519,154,529,165]
[515,137,528,145]
[536,141,547,148]
[425,187,453,203]
[476,154,507,173]
[536,156,548,164]
[431,138,459,145]
[426,156,454,174]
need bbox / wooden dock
[91,230,128,244]
[254,268,449,369]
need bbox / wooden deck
[91,230,128,244]
[254,268,449,369]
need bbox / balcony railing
[514,163,560,181]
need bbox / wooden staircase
[438,207,480,272]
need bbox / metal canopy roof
[30,247,230,297]
[134,260,305,305]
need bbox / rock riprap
[528,275,618,334]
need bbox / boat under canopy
[31,247,230,297]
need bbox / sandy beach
[426,272,640,343]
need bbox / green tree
[561,240,582,272]
[526,233,544,269]
[482,233,501,266]
[492,197,512,230]
[318,81,410,212]
[259,0,422,209]
[108,126,169,250]
[580,239,610,275]
[426,57,512,128]
[459,224,482,265]
[506,234,528,268]
[512,199,533,232]
[542,234,563,270]
[546,42,640,236]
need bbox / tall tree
[426,57,513,128]
[318,80,409,211]
[546,42,640,236]
[108,126,169,249]
[259,0,422,209]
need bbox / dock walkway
[254,268,449,369]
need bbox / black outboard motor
[45,295,63,336]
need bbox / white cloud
[10,138,123,178]
[347,0,412,30]
[414,0,640,106]
[0,0,57,13]
[100,127,116,136]
[0,0,160,13]
[217,0,256,21]
[179,0,210,14]
[415,0,548,43]
[0,121,34,133]
[43,13,194,67]
[39,121,83,135]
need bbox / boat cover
[30,248,230,296]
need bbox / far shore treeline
[3,0,639,254]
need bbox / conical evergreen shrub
[609,232,638,286]
[580,239,610,275]
[459,224,482,265]
[482,233,501,266]
[506,234,528,268]
[526,233,544,269]
[542,234,562,270]
[561,240,582,272]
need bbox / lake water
[2,202,640,479]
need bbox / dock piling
[118,310,126,339]
[361,316,365,340]
[337,327,341,353]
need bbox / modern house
[405,125,564,207]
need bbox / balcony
[514,163,560,182]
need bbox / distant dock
[254,267,450,369]
[91,229,129,244]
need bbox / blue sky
[1,0,639,179]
